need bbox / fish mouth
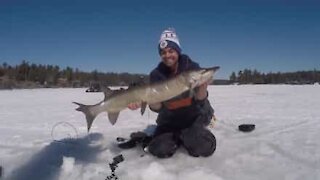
[197,66,220,78]
[203,66,220,73]
[199,66,220,79]
[188,66,220,88]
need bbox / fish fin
[103,87,114,101]
[73,102,97,132]
[108,112,120,125]
[103,87,128,101]
[189,88,195,97]
[128,80,145,89]
[189,83,196,90]
[140,102,147,115]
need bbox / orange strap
[165,97,192,110]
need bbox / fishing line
[147,107,151,121]
[51,121,79,144]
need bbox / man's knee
[148,133,178,158]
[181,127,216,157]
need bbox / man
[127,28,216,158]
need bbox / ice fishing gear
[117,131,152,149]
[238,124,255,132]
[51,121,78,143]
[106,154,124,180]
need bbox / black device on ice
[106,154,124,180]
[238,124,255,132]
[117,131,151,149]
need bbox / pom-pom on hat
[158,28,181,54]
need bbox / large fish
[74,66,219,131]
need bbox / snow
[1,85,320,180]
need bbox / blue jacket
[149,54,213,129]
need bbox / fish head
[185,66,220,88]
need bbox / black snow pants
[148,99,216,158]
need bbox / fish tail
[73,102,97,132]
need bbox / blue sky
[0,0,319,79]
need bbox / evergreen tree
[91,70,99,81]
[229,72,236,83]
[0,65,4,77]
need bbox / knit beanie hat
[158,28,181,55]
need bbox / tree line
[0,61,148,89]
[229,69,320,84]
[1,61,320,89]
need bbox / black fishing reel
[106,154,124,180]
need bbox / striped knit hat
[158,28,181,54]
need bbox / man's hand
[127,102,141,110]
[195,81,209,101]
[128,102,162,112]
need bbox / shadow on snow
[7,133,106,180]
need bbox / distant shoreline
[1,81,319,91]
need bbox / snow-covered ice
[1,85,320,180]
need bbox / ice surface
[1,85,320,179]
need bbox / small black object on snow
[106,154,124,180]
[117,131,151,149]
[238,124,255,132]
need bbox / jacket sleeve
[149,69,167,83]
[181,54,201,70]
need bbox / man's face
[160,47,179,68]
